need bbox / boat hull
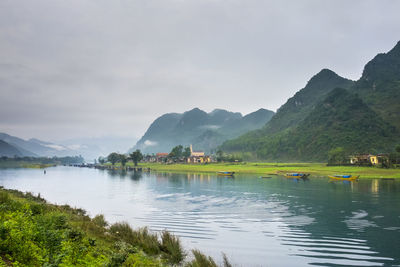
[285,173,309,179]
[217,171,235,176]
[328,175,359,181]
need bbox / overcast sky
[1,0,399,142]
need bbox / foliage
[160,230,185,264]
[185,250,217,267]
[327,147,348,165]
[0,187,224,266]
[129,150,143,167]
[108,152,120,166]
[169,145,184,160]
[120,154,128,168]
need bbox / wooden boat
[285,173,310,179]
[217,171,235,176]
[328,174,359,181]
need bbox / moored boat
[328,174,359,181]
[217,171,235,176]
[285,173,310,179]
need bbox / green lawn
[133,162,400,179]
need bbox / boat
[328,174,359,181]
[217,171,235,176]
[285,173,310,179]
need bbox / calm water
[0,166,399,266]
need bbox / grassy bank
[0,161,54,169]
[0,187,228,266]
[135,162,400,179]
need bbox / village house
[155,153,169,163]
[350,154,389,166]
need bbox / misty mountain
[221,41,400,161]
[59,136,137,160]
[0,140,24,157]
[132,108,274,153]
[0,133,75,157]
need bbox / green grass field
[132,162,400,179]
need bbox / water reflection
[0,167,399,266]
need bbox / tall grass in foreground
[1,187,232,266]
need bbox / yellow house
[370,155,379,165]
[369,154,389,165]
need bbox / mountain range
[0,133,136,160]
[221,41,400,161]
[131,108,275,154]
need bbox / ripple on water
[279,226,393,267]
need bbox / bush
[186,250,217,267]
[160,230,185,264]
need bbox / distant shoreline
[122,162,399,179]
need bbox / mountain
[59,136,137,160]
[0,133,75,157]
[253,88,397,161]
[132,108,275,153]
[0,140,24,157]
[354,41,400,130]
[221,69,355,152]
[221,41,400,161]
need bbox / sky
[1,0,400,142]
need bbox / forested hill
[131,108,275,154]
[221,41,400,161]
[262,69,354,135]
[248,88,397,161]
[354,41,400,130]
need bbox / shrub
[160,230,185,264]
[186,250,217,267]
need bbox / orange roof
[156,153,169,157]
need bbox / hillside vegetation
[132,108,274,154]
[221,41,400,161]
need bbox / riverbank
[136,162,400,179]
[0,187,224,266]
[0,161,54,169]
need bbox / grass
[0,161,54,169]
[134,162,400,179]
[0,187,220,266]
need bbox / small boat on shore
[328,174,359,181]
[285,173,310,179]
[217,171,235,176]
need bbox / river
[0,166,399,266]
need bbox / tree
[396,144,400,153]
[129,150,143,167]
[216,150,224,162]
[183,147,191,158]
[120,154,128,169]
[328,147,347,165]
[169,145,183,160]
[107,152,120,166]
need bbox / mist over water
[1,167,399,266]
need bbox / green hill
[354,41,400,130]
[221,69,354,153]
[132,108,274,154]
[221,41,400,161]
[254,88,398,161]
